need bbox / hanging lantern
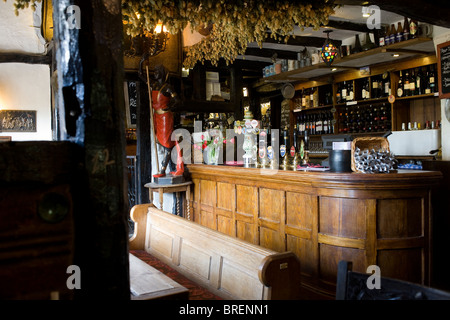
[321,30,339,66]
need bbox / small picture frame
[0,110,37,132]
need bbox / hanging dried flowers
[122,0,336,68]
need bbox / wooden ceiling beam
[263,35,342,48]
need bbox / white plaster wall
[0,1,45,54]
[0,63,52,141]
[0,1,52,141]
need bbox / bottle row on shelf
[401,120,441,131]
[292,63,437,111]
[397,65,436,97]
[337,103,391,134]
[378,16,421,47]
[295,111,335,136]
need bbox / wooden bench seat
[129,204,302,300]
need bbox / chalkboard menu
[280,99,291,129]
[437,40,450,99]
[124,81,138,128]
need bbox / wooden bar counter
[185,164,442,299]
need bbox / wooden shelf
[293,104,333,112]
[395,92,439,100]
[260,37,435,84]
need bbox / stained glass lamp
[321,30,338,66]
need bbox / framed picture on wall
[0,110,36,132]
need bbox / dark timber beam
[0,53,51,64]
[263,35,342,48]
[52,0,129,299]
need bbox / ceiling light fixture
[321,30,339,66]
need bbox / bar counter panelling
[186,164,442,299]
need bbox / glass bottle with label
[397,70,404,97]
[383,72,391,97]
[342,81,348,102]
[362,77,370,100]
[389,24,396,44]
[403,17,410,41]
[404,70,410,96]
[347,81,354,101]
[415,67,423,95]
[429,65,436,92]
[410,69,416,96]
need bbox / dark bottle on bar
[383,72,391,97]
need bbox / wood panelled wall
[187,164,442,299]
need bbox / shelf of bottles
[337,103,391,134]
[395,64,437,99]
[335,74,391,105]
[293,84,333,112]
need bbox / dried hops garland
[122,0,336,68]
[8,0,336,68]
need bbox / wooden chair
[336,260,450,300]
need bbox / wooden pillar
[52,0,129,299]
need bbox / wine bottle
[316,113,323,135]
[397,70,404,97]
[379,26,386,47]
[323,112,328,134]
[362,33,376,51]
[396,21,403,43]
[352,34,362,54]
[429,64,436,92]
[362,77,370,99]
[425,67,432,94]
[342,81,348,101]
[301,88,306,108]
[416,67,423,95]
[403,17,410,41]
[384,25,391,46]
[383,72,391,97]
[348,81,354,101]
[404,70,410,96]
[336,83,342,104]
[410,69,416,96]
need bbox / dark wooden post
[52,0,129,299]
